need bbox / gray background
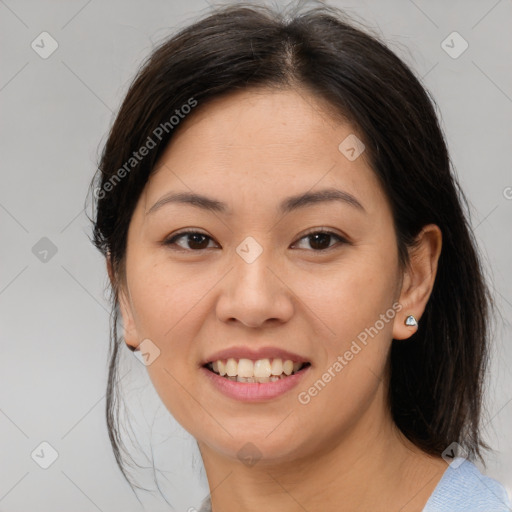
[0,0,511,510]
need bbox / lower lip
[200,365,311,402]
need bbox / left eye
[163,230,348,252]
[292,231,347,251]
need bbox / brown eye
[164,231,217,251]
[292,230,348,251]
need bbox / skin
[112,87,446,511]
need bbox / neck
[197,383,447,512]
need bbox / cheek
[127,256,211,344]
[290,243,398,421]
[293,242,399,346]
[125,256,221,419]
[292,292,396,452]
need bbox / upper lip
[202,346,310,366]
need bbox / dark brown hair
[88,0,495,489]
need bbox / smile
[204,357,311,383]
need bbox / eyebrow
[146,187,366,216]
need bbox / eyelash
[162,229,349,252]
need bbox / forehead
[159,87,356,164]
[142,87,387,217]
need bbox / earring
[405,315,418,327]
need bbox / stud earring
[405,315,418,327]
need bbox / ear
[106,254,139,350]
[393,224,442,340]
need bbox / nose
[215,242,295,328]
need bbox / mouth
[203,358,312,384]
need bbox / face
[118,87,408,465]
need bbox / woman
[89,2,511,510]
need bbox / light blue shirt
[197,457,511,511]
[422,457,511,511]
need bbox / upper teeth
[210,358,303,378]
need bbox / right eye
[163,231,219,251]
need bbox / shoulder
[423,457,511,512]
